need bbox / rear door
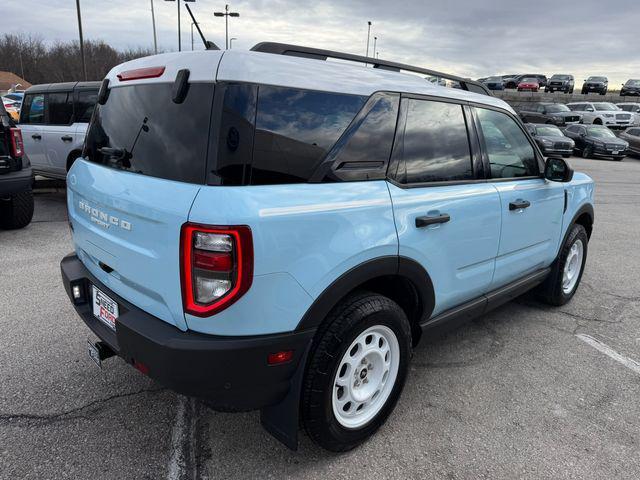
[42,90,75,176]
[18,92,46,168]
[387,96,502,317]
[472,106,564,288]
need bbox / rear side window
[392,98,474,184]
[47,92,74,125]
[75,90,98,123]
[475,108,539,179]
[84,83,214,184]
[250,86,366,185]
[20,94,45,124]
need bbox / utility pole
[150,0,158,54]
[365,21,372,58]
[214,4,240,50]
[75,0,87,81]
[373,36,377,60]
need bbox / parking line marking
[576,334,640,375]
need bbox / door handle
[509,199,531,210]
[415,213,451,228]
[31,134,41,140]
[61,135,73,142]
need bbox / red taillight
[180,223,253,317]
[268,350,294,365]
[9,128,23,158]
[117,66,165,82]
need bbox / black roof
[25,81,101,94]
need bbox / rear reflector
[117,66,166,82]
[9,128,23,158]
[268,350,294,365]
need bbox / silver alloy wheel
[332,325,400,429]
[562,239,584,294]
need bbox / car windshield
[594,103,619,111]
[587,127,616,138]
[536,126,563,137]
[486,77,502,82]
[587,77,606,82]
[545,104,570,113]
[551,75,570,80]
[625,80,640,86]
[521,78,537,83]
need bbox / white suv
[566,101,634,129]
[19,82,99,180]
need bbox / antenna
[185,3,220,50]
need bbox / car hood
[537,135,574,144]
[587,136,628,146]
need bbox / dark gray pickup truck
[0,102,33,229]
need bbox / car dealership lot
[1,158,640,480]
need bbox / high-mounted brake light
[117,66,166,82]
[9,128,23,158]
[181,223,253,317]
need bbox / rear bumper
[0,166,32,197]
[60,253,315,410]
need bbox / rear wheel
[0,190,34,230]
[582,146,593,158]
[301,292,412,452]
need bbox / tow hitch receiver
[87,340,116,368]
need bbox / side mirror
[545,157,574,183]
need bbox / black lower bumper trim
[60,253,315,411]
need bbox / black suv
[546,74,574,93]
[0,102,33,229]
[620,79,640,97]
[517,102,582,126]
[582,76,608,95]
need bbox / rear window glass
[249,86,366,185]
[75,90,98,123]
[83,83,214,184]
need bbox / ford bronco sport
[60,44,595,452]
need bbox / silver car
[566,102,634,129]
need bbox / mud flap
[259,341,312,450]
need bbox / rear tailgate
[68,160,200,330]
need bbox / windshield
[84,83,214,184]
[545,104,570,113]
[536,126,564,137]
[587,77,606,82]
[587,127,616,139]
[625,80,640,86]
[593,103,619,111]
[521,78,537,83]
[486,77,502,82]
[551,75,570,80]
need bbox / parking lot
[1,156,639,479]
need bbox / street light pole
[214,4,240,50]
[230,37,237,49]
[373,37,377,59]
[150,0,158,54]
[365,21,372,58]
[75,0,87,81]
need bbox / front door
[472,106,564,288]
[387,96,502,317]
[18,92,46,169]
[42,91,75,176]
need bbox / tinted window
[317,92,399,182]
[84,83,214,184]
[546,104,569,113]
[475,108,539,179]
[75,90,98,123]
[250,86,366,185]
[394,99,473,184]
[568,104,586,111]
[20,94,44,124]
[626,128,639,136]
[47,92,74,125]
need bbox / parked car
[513,74,547,89]
[545,74,574,93]
[616,103,640,125]
[2,96,21,121]
[0,101,33,229]
[19,81,99,180]
[566,102,634,128]
[517,77,540,92]
[60,44,594,452]
[564,124,628,160]
[481,76,504,90]
[618,127,640,156]
[581,76,608,95]
[518,102,582,126]
[525,124,574,157]
[620,79,640,96]
[501,74,521,89]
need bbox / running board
[420,268,551,334]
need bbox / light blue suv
[60,43,595,452]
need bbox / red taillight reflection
[117,66,165,81]
[268,350,294,365]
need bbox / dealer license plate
[92,286,118,331]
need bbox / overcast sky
[5,0,640,85]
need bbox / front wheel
[537,224,588,306]
[582,146,593,158]
[301,292,412,452]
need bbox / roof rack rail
[250,42,492,97]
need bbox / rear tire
[301,292,412,452]
[0,190,34,230]
[537,224,588,306]
[582,146,593,158]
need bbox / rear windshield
[83,83,214,184]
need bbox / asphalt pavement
[1,157,639,480]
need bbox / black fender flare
[295,255,435,331]
[562,203,594,249]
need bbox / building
[0,71,32,94]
